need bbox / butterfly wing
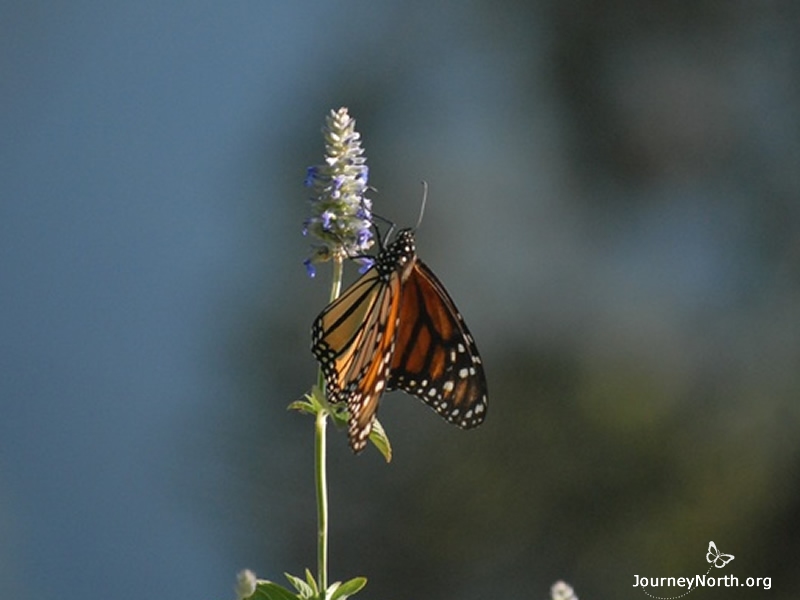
[311,266,403,452]
[387,259,488,428]
[706,541,719,564]
[714,553,734,568]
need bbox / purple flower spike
[302,107,375,276]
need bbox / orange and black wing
[311,265,403,452]
[387,260,487,428]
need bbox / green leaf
[309,385,327,408]
[285,572,315,599]
[369,418,392,463]
[328,404,349,428]
[250,581,300,600]
[287,398,316,414]
[288,388,321,414]
[288,385,333,415]
[328,577,367,600]
[304,568,319,597]
[325,581,340,600]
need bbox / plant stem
[315,255,344,596]
[314,407,328,595]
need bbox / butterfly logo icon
[706,541,734,568]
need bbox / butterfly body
[312,228,487,452]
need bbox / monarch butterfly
[312,227,488,453]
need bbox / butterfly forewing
[311,231,416,451]
[311,228,487,453]
[387,260,487,428]
[313,271,381,396]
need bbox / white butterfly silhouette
[706,541,734,568]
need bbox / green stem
[314,408,329,595]
[315,255,344,596]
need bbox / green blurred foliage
[229,1,800,599]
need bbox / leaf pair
[289,387,392,462]
[241,569,366,600]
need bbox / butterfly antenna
[371,213,396,248]
[415,181,428,231]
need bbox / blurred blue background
[2,2,798,599]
